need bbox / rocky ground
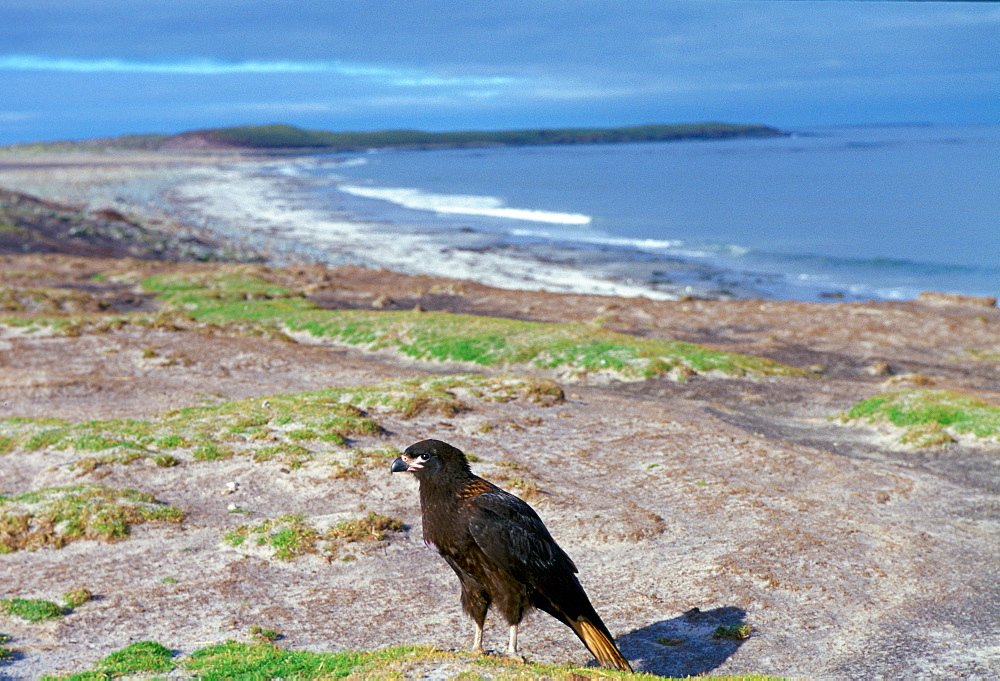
[0,155,998,679]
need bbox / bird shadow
[0,646,26,680]
[615,606,749,677]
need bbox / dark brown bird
[391,439,632,672]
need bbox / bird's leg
[472,622,485,653]
[507,624,518,657]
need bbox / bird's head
[391,439,471,479]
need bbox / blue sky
[0,1,997,144]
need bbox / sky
[0,1,998,144]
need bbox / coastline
[2,146,995,305]
[0,151,763,301]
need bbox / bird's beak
[391,456,422,473]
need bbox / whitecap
[337,184,591,225]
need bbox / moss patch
[839,389,1000,447]
[0,484,184,552]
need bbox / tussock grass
[0,484,184,552]
[839,389,1000,447]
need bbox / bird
[391,438,632,672]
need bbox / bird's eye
[419,453,430,461]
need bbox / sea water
[281,125,1000,302]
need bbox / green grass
[0,374,560,469]
[94,640,174,676]
[0,591,91,623]
[714,624,754,640]
[1,598,65,623]
[840,389,1000,447]
[183,642,433,679]
[223,512,405,561]
[47,641,175,680]
[44,640,781,680]
[141,269,297,298]
[2,266,803,382]
[142,271,801,380]
[0,484,184,552]
[290,310,803,379]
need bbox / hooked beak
[391,456,422,473]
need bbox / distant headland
[5,122,788,153]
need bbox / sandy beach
[1,151,998,678]
[0,150,749,301]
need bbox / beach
[0,151,732,300]
[1,151,998,678]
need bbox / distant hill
[3,122,787,153]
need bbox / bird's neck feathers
[416,463,473,505]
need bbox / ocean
[258,124,999,302]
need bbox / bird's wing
[466,489,577,583]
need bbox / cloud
[0,54,518,88]
[0,110,33,123]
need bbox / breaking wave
[337,184,592,225]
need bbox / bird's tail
[569,617,633,672]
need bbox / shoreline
[170,162,758,300]
[0,151,745,300]
[0,149,995,307]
